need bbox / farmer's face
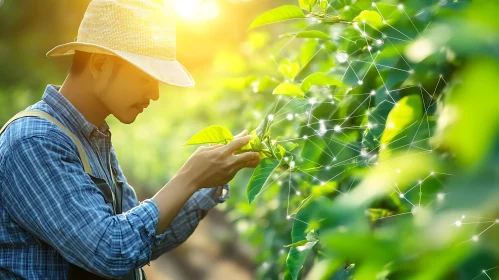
[95,56,159,124]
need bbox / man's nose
[146,84,160,101]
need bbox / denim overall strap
[1,110,145,280]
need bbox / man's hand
[178,130,261,190]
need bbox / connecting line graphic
[250,2,473,242]
[472,266,499,280]
[454,215,499,244]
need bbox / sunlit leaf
[279,59,301,80]
[299,0,317,12]
[183,125,234,145]
[379,95,423,159]
[273,82,305,98]
[354,10,383,29]
[247,158,281,204]
[248,5,305,30]
[301,72,343,92]
[280,30,331,40]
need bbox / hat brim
[47,42,195,88]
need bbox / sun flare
[173,0,220,22]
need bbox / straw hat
[47,0,194,87]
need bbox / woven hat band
[77,0,176,60]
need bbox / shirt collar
[42,84,110,138]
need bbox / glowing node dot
[371,2,376,7]
[333,157,337,161]
[367,46,372,51]
[399,193,405,198]
[277,180,282,185]
[320,181,325,186]
[284,157,289,161]
[344,5,350,10]
[398,4,404,10]
[409,69,415,74]
[462,215,466,219]
[472,235,479,242]
[370,90,376,96]
[296,191,301,195]
[382,20,387,25]
[431,171,435,175]
[376,39,383,45]
[386,90,391,94]
[411,206,420,215]
[455,220,462,227]
[437,193,445,201]
[326,166,331,170]
[331,101,335,105]
[290,161,295,168]
[358,80,364,85]
[387,123,395,129]
[397,169,401,174]
[334,125,342,132]
[268,114,274,121]
[361,32,367,37]
[287,215,291,220]
[336,51,349,63]
[328,94,333,99]
[303,135,308,140]
[495,219,499,223]
[286,113,294,120]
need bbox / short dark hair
[69,51,124,80]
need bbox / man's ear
[89,53,114,81]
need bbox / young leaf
[279,30,331,40]
[247,158,281,204]
[183,125,234,145]
[273,82,305,98]
[380,95,423,146]
[299,0,318,12]
[354,10,383,29]
[319,0,328,12]
[301,72,343,92]
[248,5,305,30]
[279,59,301,80]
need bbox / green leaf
[299,0,317,12]
[275,144,287,160]
[248,5,305,30]
[256,115,274,140]
[380,95,423,146]
[280,30,331,40]
[184,125,234,145]
[247,158,281,204]
[301,72,343,92]
[273,82,305,98]
[287,197,331,279]
[239,130,261,152]
[354,10,383,29]
[319,0,328,12]
[282,142,299,151]
[279,59,301,80]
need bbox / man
[0,0,260,279]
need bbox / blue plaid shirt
[0,85,229,279]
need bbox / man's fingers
[234,130,248,139]
[232,151,260,165]
[223,135,254,155]
[232,156,261,172]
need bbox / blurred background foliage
[1,0,499,279]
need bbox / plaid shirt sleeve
[112,146,230,262]
[1,131,161,278]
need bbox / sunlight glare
[173,0,220,21]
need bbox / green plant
[186,0,499,279]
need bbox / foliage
[210,0,499,279]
